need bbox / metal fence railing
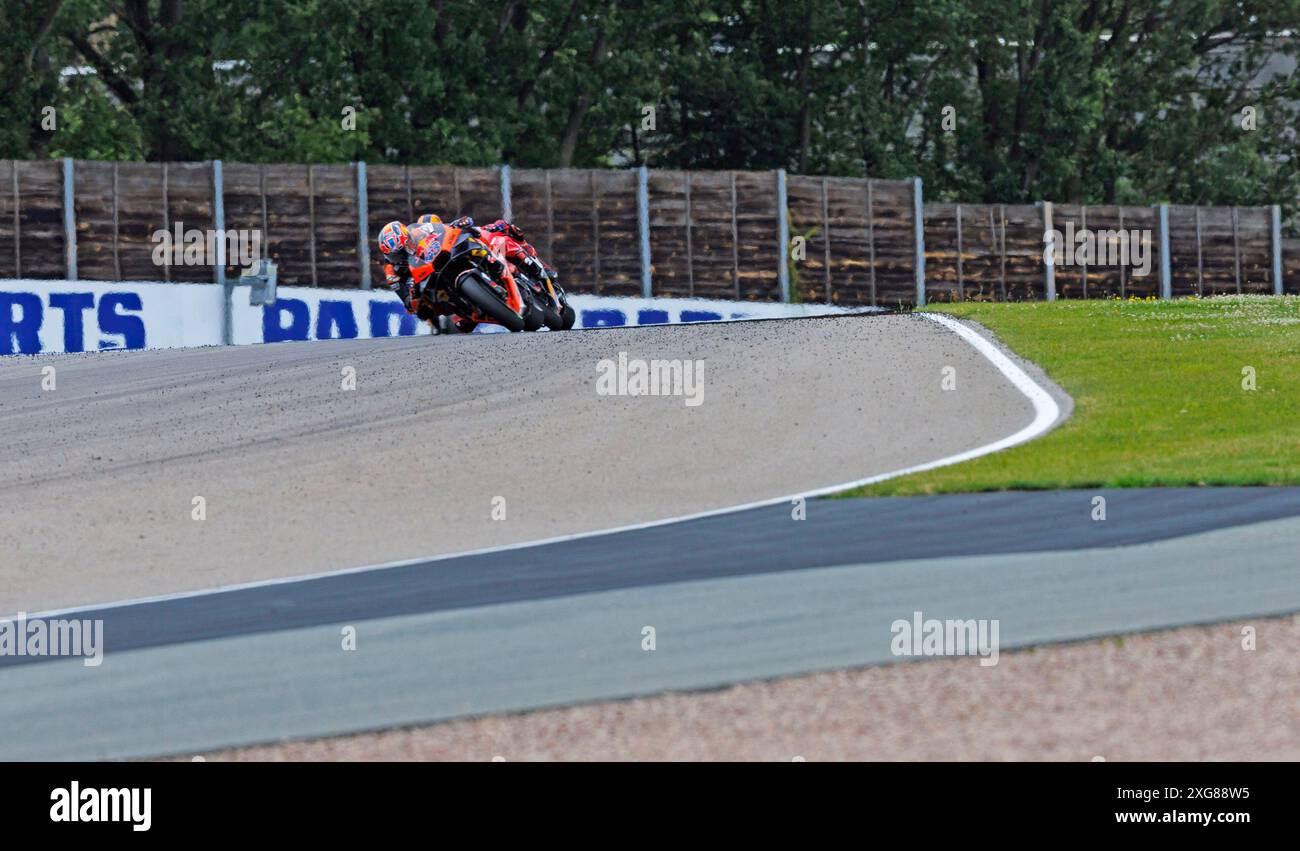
[1,158,1294,305]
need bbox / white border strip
[23,312,1061,619]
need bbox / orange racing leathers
[380,217,507,320]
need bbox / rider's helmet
[378,221,410,255]
[416,213,442,225]
[484,219,518,237]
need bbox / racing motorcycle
[479,228,576,331]
[411,222,544,333]
[528,266,576,331]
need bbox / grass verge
[842,295,1300,497]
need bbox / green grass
[842,295,1300,497]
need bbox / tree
[1,0,1294,224]
[0,0,67,158]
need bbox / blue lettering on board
[368,301,419,337]
[316,300,360,339]
[49,292,95,352]
[0,292,42,354]
[97,293,146,350]
[263,298,310,342]
[581,309,626,328]
[680,310,723,323]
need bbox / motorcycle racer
[377,221,424,313]
[376,217,509,324]
[480,219,555,285]
[477,218,571,329]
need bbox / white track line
[21,312,1062,620]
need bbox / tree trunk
[558,23,608,167]
[795,6,812,173]
[558,92,594,167]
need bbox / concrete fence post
[819,177,832,303]
[1271,204,1284,296]
[161,163,170,282]
[776,168,790,303]
[356,161,371,290]
[592,171,603,293]
[307,165,318,286]
[913,176,926,306]
[212,160,226,287]
[729,170,740,299]
[1158,203,1172,299]
[9,161,19,277]
[637,165,652,298]
[954,203,964,299]
[1232,206,1242,292]
[499,164,512,223]
[682,171,693,296]
[866,180,877,306]
[111,164,120,280]
[62,158,77,281]
[1041,201,1056,301]
[213,160,232,345]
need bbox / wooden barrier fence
[1,158,1294,305]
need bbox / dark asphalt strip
[6,510,1300,760]
[5,486,1299,668]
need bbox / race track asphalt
[3,487,1299,759]
[0,312,1035,613]
[7,311,1295,760]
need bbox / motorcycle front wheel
[521,290,545,332]
[541,301,565,330]
[459,273,526,332]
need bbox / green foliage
[2,0,1296,222]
